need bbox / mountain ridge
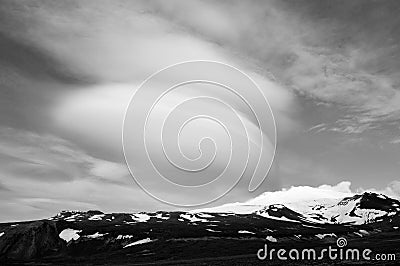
[0,191,399,264]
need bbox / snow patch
[155,213,169,220]
[197,213,214,218]
[256,211,300,223]
[123,238,152,248]
[88,214,105,221]
[85,232,108,238]
[303,224,322,229]
[131,213,150,222]
[238,230,255,234]
[266,236,277,242]
[194,204,261,214]
[59,229,82,242]
[316,233,336,239]
[65,213,80,221]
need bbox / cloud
[0,0,296,157]
[0,127,129,183]
[246,181,353,205]
[387,181,400,198]
[215,180,400,209]
[1,0,399,135]
[390,138,400,145]
[148,0,400,133]
[0,0,227,82]
[0,126,274,221]
[1,0,399,220]
[0,126,209,223]
[0,181,11,192]
[360,180,400,200]
[0,127,162,222]
[0,0,299,219]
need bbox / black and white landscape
[1,0,400,265]
[1,186,400,264]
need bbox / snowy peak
[299,193,386,224]
[281,192,400,225]
[195,191,400,225]
[255,204,307,223]
[356,192,400,212]
[311,192,400,225]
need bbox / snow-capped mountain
[254,192,400,225]
[0,191,399,264]
[193,181,355,213]
[194,183,400,225]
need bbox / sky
[0,0,400,222]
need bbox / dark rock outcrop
[0,220,65,260]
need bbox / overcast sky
[0,0,400,222]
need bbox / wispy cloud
[0,126,164,222]
[0,127,129,184]
[148,0,400,133]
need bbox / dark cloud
[0,32,92,84]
